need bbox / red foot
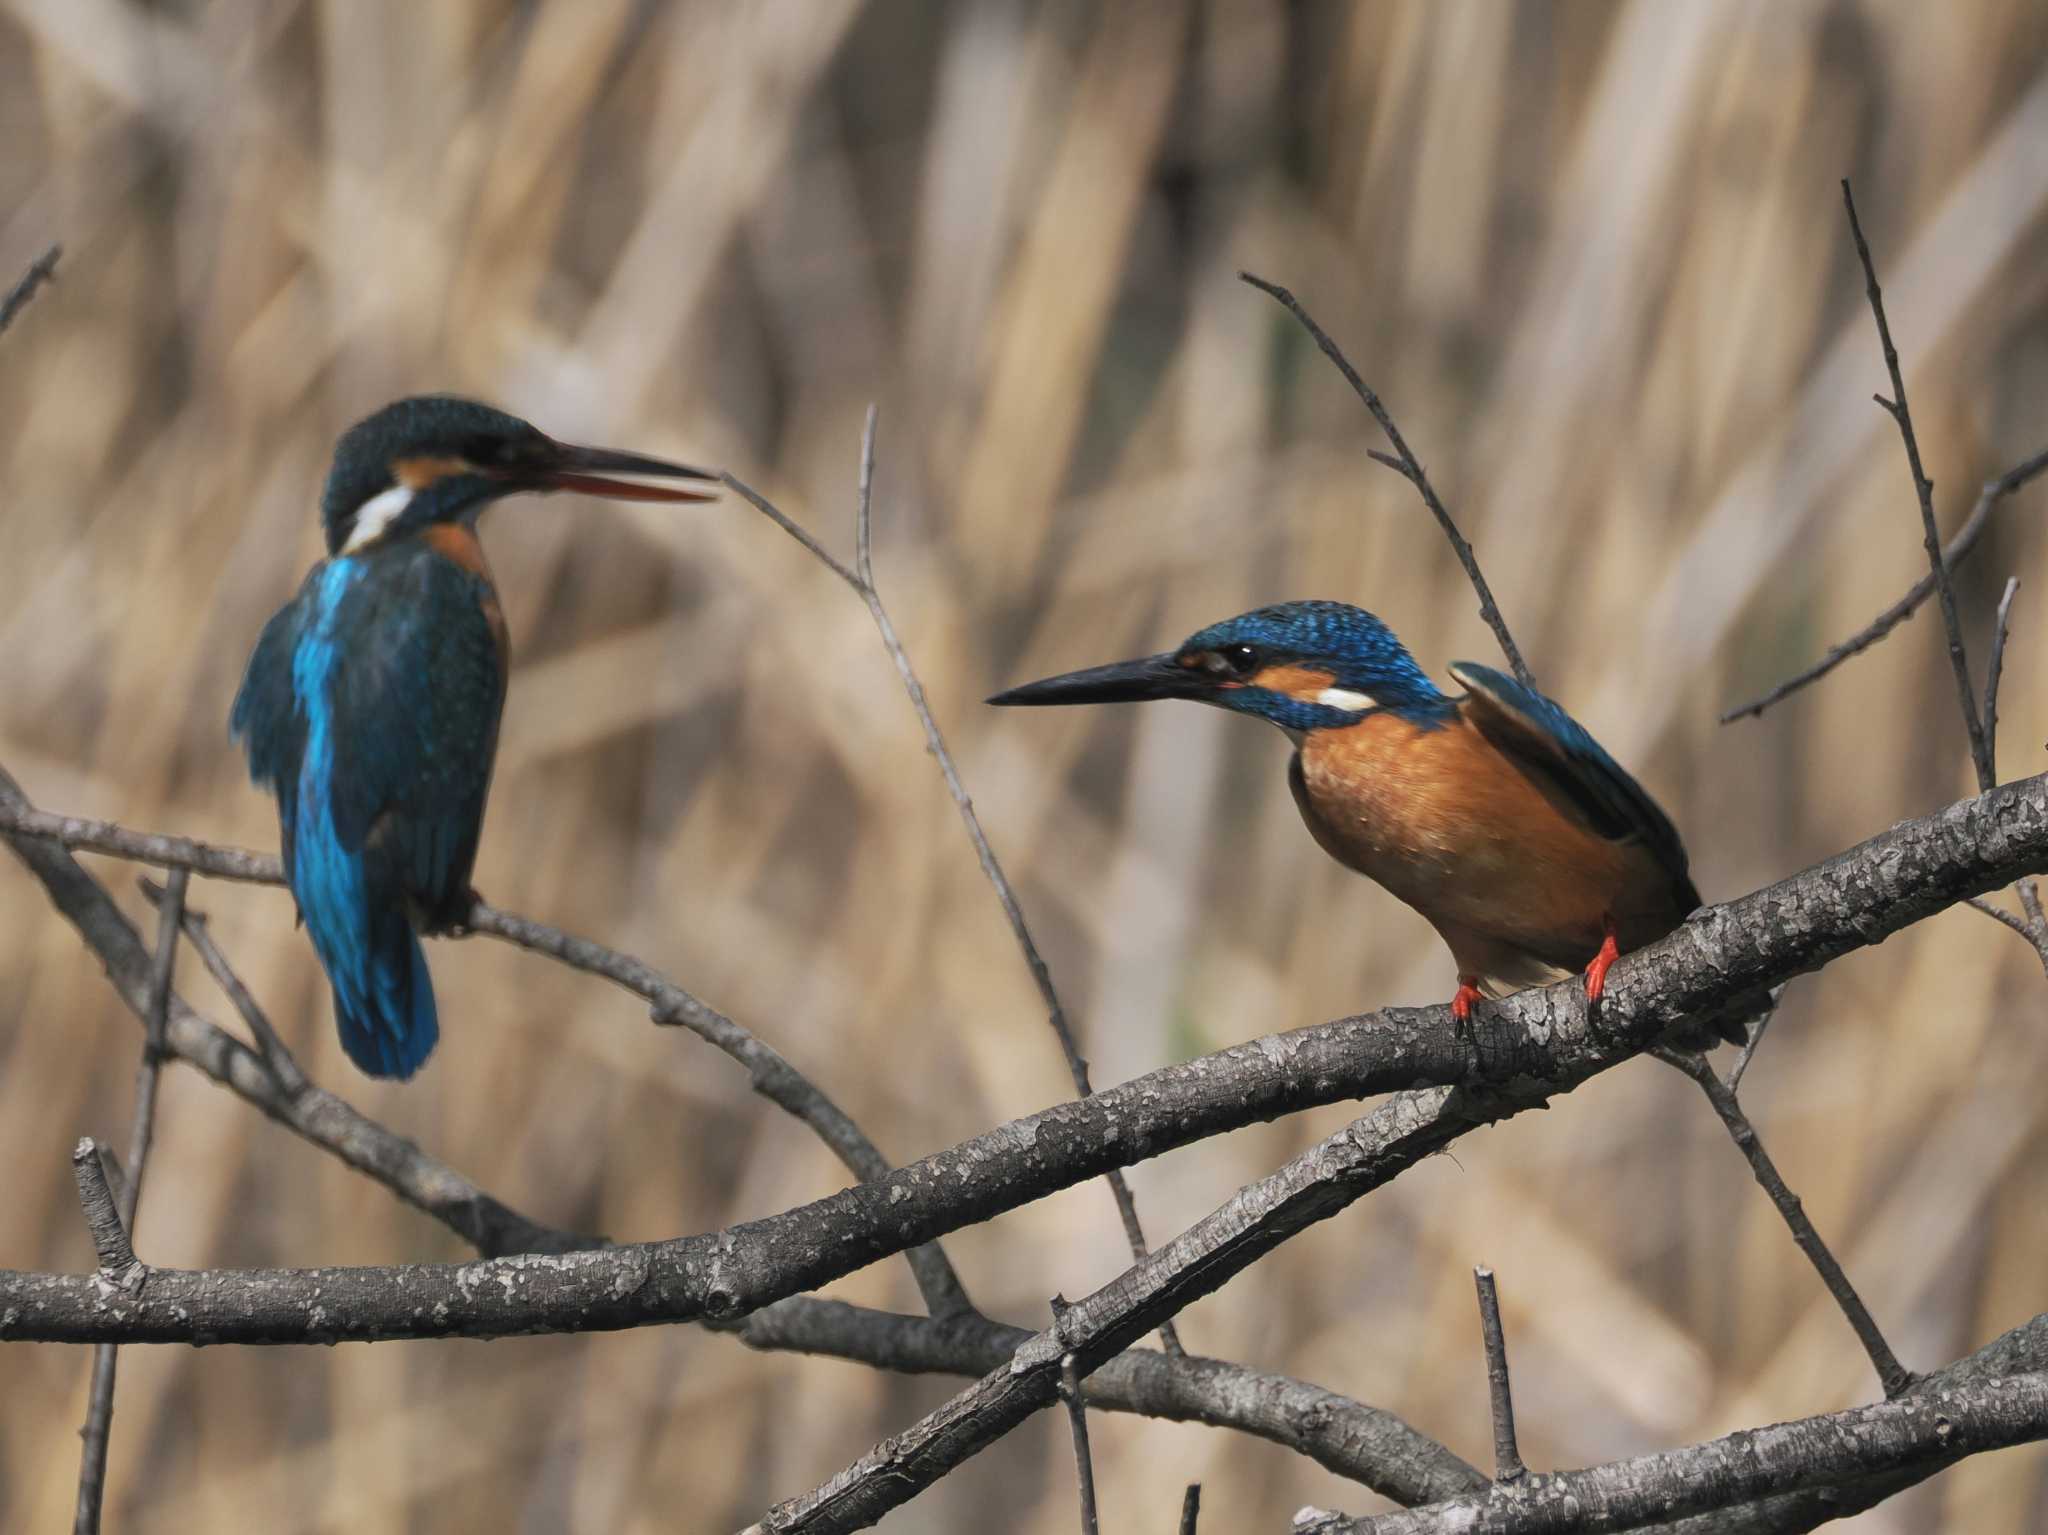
[1583,915,1621,1007]
[1451,976,1484,1022]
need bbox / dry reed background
[2,1,2047,1530]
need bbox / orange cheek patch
[394,454,476,489]
[1249,663,1337,700]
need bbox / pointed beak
[987,652,1210,707]
[530,441,721,503]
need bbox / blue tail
[294,785,441,1079]
[329,911,439,1079]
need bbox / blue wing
[324,545,506,931]
[1448,660,1699,909]
[230,575,316,892]
[229,549,504,1078]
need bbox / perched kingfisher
[990,600,1745,1044]
[231,396,716,1078]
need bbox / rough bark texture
[4,771,2047,1349]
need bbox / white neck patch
[342,484,416,553]
[1315,687,1378,712]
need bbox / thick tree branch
[0,781,1472,1504]
[5,770,2048,1351]
[719,1300,1483,1507]
[1239,270,1533,690]
[1300,1366,2048,1535]
[1720,447,2048,723]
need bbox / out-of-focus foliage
[3,2,2047,1530]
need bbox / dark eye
[1203,644,1260,676]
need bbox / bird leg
[1451,975,1486,1022]
[1582,914,1621,1007]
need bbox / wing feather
[1448,660,1698,908]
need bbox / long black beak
[987,652,1210,707]
[532,441,720,503]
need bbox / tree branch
[1719,447,2048,722]
[1841,180,1994,789]
[6,769,2048,1352]
[1300,1366,2048,1535]
[1983,576,2019,780]
[722,1298,1482,1505]
[0,776,1476,1505]
[1239,270,1534,690]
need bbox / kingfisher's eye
[1202,644,1260,676]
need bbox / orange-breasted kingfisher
[231,396,717,1079]
[990,600,1745,1044]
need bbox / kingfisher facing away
[990,600,1744,1044]
[231,396,717,1078]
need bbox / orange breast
[1291,711,1676,967]
[424,522,509,664]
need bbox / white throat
[342,484,416,553]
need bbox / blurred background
[2,1,2046,1529]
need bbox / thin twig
[1721,990,1783,1094]
[1052,1296,1101,1535]
[1984,577,2019,778]
[0,244,60,339]
[731,412,1182,1353]
[1842,180,1993,790]
[140,876,307,1096]
[74,870,182,1535]
[1178,1485,1201,1535]
[1722,446,2048,722]
[1239,270,1533,691]
[1964,895,2035,939]
[1655,1047,1914,1398]
[1471,1268,1525,1483]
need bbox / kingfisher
[231,396,717,1079]
[990,600,1745,1044]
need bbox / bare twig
[1655,1047,1913,1398]
[1053,1297,1102,1535]
[1721,990,1782,1094]
[140,876,306,1095]
[1842,180,1993,790]
[1984,577,2020,777]
[1303,1370,2048,1535]
[1964,894,2035,939]
[0,244,60,339]
[1722,447,2048,722]
[1239,271,1533,690]
[1179,1485,1202,1535]
[730,412,1182,1353]
[1471,1268,1525,1483]
[74,868,182,1535]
